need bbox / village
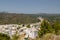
[0,17,44,40]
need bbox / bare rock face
[41,33,60,40]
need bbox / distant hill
[24,13,60,23]
[0,12,60,24]
[0,12,40,24]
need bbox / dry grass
[18,34,25,40]
[41,33,60,40]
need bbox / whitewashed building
[0,17,44,39]
[24,27,38,39]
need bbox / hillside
[0,13,40,24]
[0,12,60,24]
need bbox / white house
[23,27,38,39]
[0,17,44,39]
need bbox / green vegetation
[38,20,53,37]
[0,33,11,40]
[26,24,30,28]
[38,19,60,38]
[52,21,60,35]
[12,34,19,40]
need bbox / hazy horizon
[0,0,60,14]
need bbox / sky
[0,0,60,14]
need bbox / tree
[38,20,53,37]
[26,24,30,28]
[12,34,19,40]
[53,21,60,35]
[0,33,11,40]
